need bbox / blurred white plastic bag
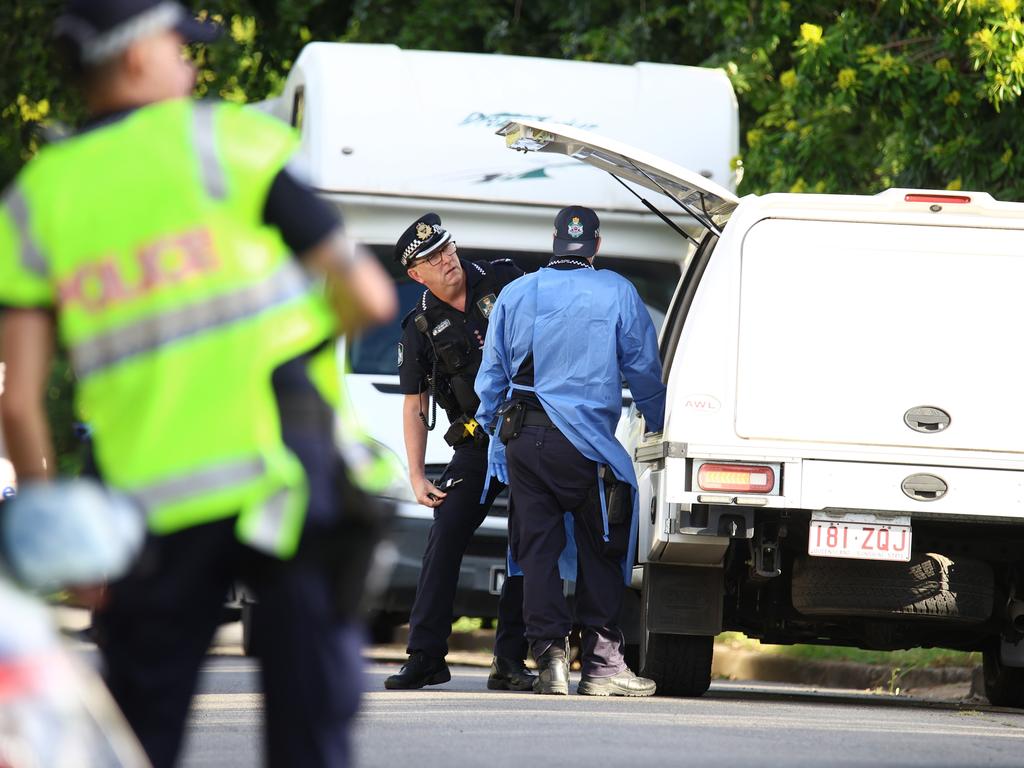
[0,479,145,593]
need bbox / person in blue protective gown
[475,205,666,696]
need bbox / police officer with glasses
[385,213,535,691]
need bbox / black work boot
[533,642,570,695]
[487,657,537,691]
[577,667,656,697]
[384,651,451,690]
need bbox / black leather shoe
[384,652,451,690]
[487,657,537,691]
[577,668,656,697]
[533,643,569,695]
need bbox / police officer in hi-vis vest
[384,214,536,691]
[0,2,397,766]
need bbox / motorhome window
[347,246,681,376]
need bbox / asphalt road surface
[179,657,1024,768]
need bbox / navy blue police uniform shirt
[397,258,523,396]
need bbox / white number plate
[808,520,912,562]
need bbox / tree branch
[878,35,936,51]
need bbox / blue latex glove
[480,436,509,502]
[490,436,509,484]
[488,453,509,486]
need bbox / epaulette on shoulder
[400,289,432,328]
[490,258,514,265]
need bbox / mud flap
[642,562,724,636]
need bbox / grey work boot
[577,668,657,697]
[533,642,570,695]
[487,657,537,691]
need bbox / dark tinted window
[348,245,680,375]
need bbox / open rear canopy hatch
[497,119,738,245]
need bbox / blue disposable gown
[475,264,666,584]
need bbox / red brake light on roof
[697,463,775,493]
[904,194,971,204]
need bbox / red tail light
[904,194,971,204]
[697,463,775,493]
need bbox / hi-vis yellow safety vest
[0,98,338,559]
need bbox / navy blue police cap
[394,213,452,268]
[553,205,601,258]
[55,0,220,68]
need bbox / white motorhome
[500,119,1024,707]
[254,43,740,640]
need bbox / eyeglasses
[417,241,457,267]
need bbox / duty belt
[522,407,556,429]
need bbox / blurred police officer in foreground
[0,1,397,766]
[476,206,666,696]
[384,214,535,691]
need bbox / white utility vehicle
[499,119,1024,706]
[254,43,739,641]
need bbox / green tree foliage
[1,1,69,190]
[718,0,1024,195]
[2,0,1022,470]
[3,1,1022,195]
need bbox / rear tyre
[791,553,993,622]
[641,631,713,697]
[983,641,1024,708]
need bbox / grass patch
[451,617,484,633]
[716,631,979,668]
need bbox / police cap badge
[553,205,600,258]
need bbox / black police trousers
[506,425,628,678]
[93,362,362,768]
[406,445,528,661]
[95,516,363,768]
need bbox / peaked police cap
[394,212,452,267]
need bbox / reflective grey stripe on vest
[2,184,48,277]
[240,487,293,554]
[131,456,265,512]
[70,260,312,377]
[193,103,227,200]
